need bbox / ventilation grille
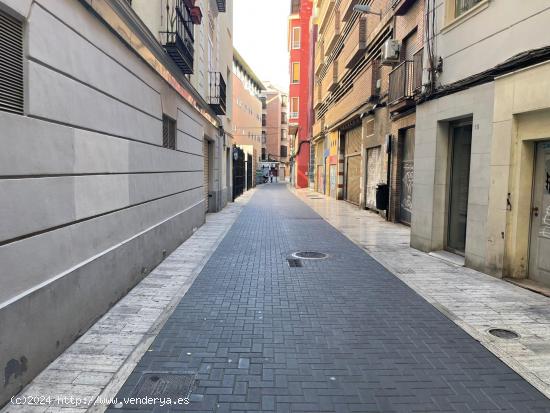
[0,10,24,115]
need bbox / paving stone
[106,185,550,412]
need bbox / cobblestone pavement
[107,184,550,413]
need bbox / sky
[233,0,290,91]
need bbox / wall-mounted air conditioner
[381,39,400,65]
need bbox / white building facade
[0,0,232,404]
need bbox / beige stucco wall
[487,61,550,279]
[411,82,494,272]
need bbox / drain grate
[287,258,303,268]
[292,251,328,260]
[130,372,197,399]
[488,328,519,339]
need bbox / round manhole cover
[292,251,328,260]
[488,328,519,339]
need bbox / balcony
[314,81,323,110]
[208,72,226,115]
[388,49,423,109]
[161,0,195,74]
[341,16,367,69]
[216,0,226,12]
[318,0,335,34]
[314,40,325,76]
[324,11,341,56]
[328,60,338,92]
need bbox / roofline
[233,48,266,90]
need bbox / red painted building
[288,0,313,188]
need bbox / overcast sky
[233,0,290,91]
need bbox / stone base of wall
[0,202,205,406]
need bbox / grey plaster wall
[0,0,221,405]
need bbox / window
[291,62,300,84]
[162,115,176,149]
[292,27,301,49]
[280,146,288,158]
[290,97,299,118]
[455,0,482,17]
[0,9,24,115]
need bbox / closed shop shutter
[204,140,210,212]
[399,128,415,225]
[365,146,382,209]
[344,126,362,205]
[315,141,325,193]
[345,155,361,205]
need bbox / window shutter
[0,9,24,115]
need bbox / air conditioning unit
[381,39,400,65]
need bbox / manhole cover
[130,373,197,399]
[292,251,328,260]
[287,258,303,268]
[488,328,519,339]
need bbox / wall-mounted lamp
[353,4,382,17]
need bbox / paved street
[107,184,550,412]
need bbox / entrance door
[399,128,415,225]
[529,141,550,287]
[447,124,472,254]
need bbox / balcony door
[447,123,472,254]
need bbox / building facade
[232,49,265,189]
[262,82,290,180]
[411,0,550,290]
[0,0,231,404]
[131,0,234,210]
[289,0,314,188]
[312,0,394,209]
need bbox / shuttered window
[162,115,176,149]
[0,9,24,115]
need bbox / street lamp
[352,4,382,17]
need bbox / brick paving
[108,184,550,412]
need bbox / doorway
[529,141,550,287]
[447,123,472,254]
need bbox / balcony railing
[208,72,226,115]
[160,0,194,74]
[388,49,423,105]
[413,48,423,93]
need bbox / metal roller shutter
[204,140,210,212]
[344,126,362,205]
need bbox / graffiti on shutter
[365,146,381,209]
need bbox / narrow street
[104,184,550,412]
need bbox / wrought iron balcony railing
[208,72,227,115]
[160,0,195,74]
[388,51,422,105]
